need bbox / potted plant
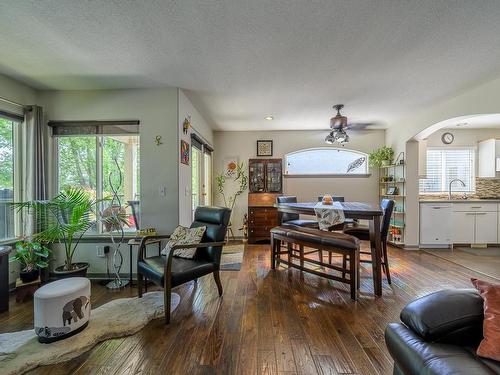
[12,187,116,278]
[216,162,248,238]
[369,146,395,168]
[10,240,50,283]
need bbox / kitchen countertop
[419,198,500,203]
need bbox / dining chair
[343,199,395,284]
[276,196,318,227]
[137,206,231,323]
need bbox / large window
[54,121,140,234]
[284,147,368,175]
[0,117,16,240]
[419,148,475,193]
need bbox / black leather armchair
[385,289,500,375]
[137,206,231,323]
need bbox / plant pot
[20,269,39,283]
[381,160,391,166]
[53,262,90,279]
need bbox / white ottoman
[34,277,91,343]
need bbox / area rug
[0,291,180,375]
[220,244,244,271]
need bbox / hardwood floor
[1,243,495,375]
[424,247,500,281]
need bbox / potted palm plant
[13,187,119,278]
[10,240,50,283]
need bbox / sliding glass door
[191,136,213,220]
[191,143,202,218]
[203,150,212,206]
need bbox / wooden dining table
[274,201,384,296]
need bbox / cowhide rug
[0,292,180,375]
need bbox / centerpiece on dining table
[321,194,334,205]
[316,195,345,230]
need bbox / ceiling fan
[324,104,375,145]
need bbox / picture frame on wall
[222,157,239,177]
[180,140,190,165]
[257,140,273,157]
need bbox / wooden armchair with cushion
[137,206,231,323]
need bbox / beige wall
[213,130,385,234]
[38,88,180,274]
[178,89,214,226]
[0,74,38,113]
[426,128,500,147]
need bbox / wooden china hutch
[247,159,283,243]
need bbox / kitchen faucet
[448,178,466,199]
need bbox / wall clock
[441,132,454,145]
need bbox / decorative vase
[20,269,39,283]
[381,160,391,166]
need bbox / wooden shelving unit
[379,157,406,247]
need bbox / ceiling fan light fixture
[324,131,335,144]
[334,128,349,144]
[330,104,348,129]
[330,114,348,129]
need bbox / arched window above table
[284,147,369,176]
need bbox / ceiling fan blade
[346,122,376,130]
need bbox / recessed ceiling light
[264,116,274,121]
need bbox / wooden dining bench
[270,225,360,300]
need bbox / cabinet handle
[476,212,487,215]
[432,207,441,209]
[465,213,475,215]
[471,206,481,209]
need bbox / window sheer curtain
[20,105,48,234]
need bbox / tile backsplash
[476,177,500,198]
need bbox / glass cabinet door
[266,161,282,192]
[249,161,266,192]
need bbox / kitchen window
[284,147,368,176]
[51,121,140,234]
[419,147,475,193]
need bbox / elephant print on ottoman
[34,277,91,343]
[62,296,90,326]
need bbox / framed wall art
[180,140,190,165]
[222,157,239,177]
[257,140,273,157]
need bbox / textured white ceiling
[2,1,500,131]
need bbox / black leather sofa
[385,289,500,375]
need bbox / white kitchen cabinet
[452,211,476,244]
[475,212,498,243]
[420,201,500,246]
[420,204,452,245]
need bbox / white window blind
[419,148,475,193]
